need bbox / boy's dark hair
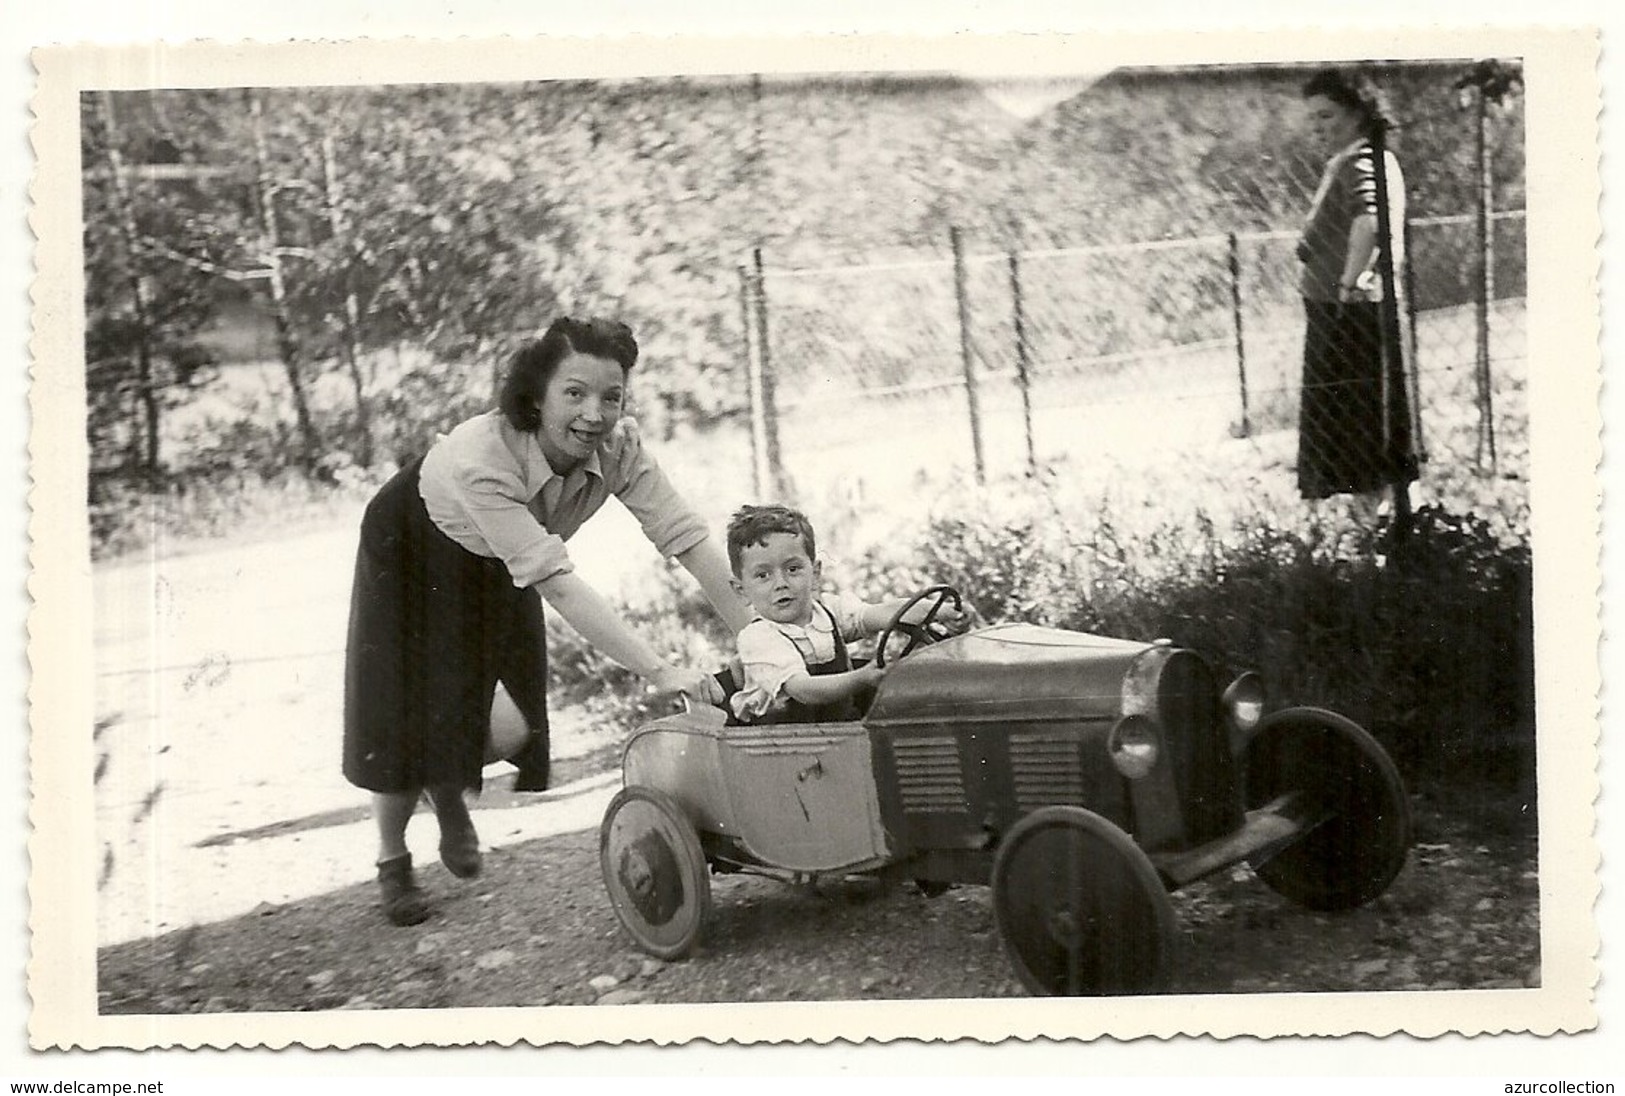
[1301,66,1398,140]
[499,316,639,432]
[726,504,818,576]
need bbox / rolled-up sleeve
[731,620,805,720]
[451,460,574,588]
[608,420,710,559]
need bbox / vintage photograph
[26,27,1600,1049]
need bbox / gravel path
[98,787,1539,1013]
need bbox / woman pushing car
[342,316,753,925]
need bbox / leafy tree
[81,62,1523,527]
[81,91,220,483]
[239,83,602,465]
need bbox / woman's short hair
[1301,67,1398,139]
[499,317,639,432]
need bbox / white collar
[756,600,834,636]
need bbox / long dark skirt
[342,457,550,794]
[1297,299,1421,500]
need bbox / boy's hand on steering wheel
[933,603,971,634]
[902,599,970,634]
[857,662,887,687]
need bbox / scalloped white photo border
[23,25,1601,1052]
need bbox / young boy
[724,503,968,724]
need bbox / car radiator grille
[1158,650,1243,843]
[892,735,964,813]
[1008,731,1084,810]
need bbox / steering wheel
[873,584,964,670]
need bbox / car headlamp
[1107,714,1161,780]
[1222,672,1266,738]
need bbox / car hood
[864,622,1155,725]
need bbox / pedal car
[598,585,1410,995]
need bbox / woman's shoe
[431,790,483,879]
[376,853,431,926]
[510,733,551,793]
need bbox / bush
[87,464,390,561]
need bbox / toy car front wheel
[991,806,1176,996]
[599,785,711,960]
[1241,707,1411,911]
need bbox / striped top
[1298,137,1406,303]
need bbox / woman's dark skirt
[342,457,550,794]
[1297,299,1421,500]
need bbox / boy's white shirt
[731,591,872,720]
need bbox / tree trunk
[94,92,162,483]
[319,129,374,468]
[247,89,322,475]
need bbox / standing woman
[343,316,752,925]
[1295,67,1422,524]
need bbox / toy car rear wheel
[599,785,711,960]
[991,806,1176,996]
[1241,707,1411,911]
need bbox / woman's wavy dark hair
[498,316,640,432]
[1302,66,1399,140]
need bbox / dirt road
[98,786,1539,1014]
[91,506,649,947]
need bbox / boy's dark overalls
[717,602,873,725]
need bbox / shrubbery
[87,464,389,560]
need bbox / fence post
[739,263,765,500]
[1401,218,1428,464]
[751,247,790,500]
[950,226,987,485]
[1008,249,1037,475]
[1403,219,1419,400]
[1473,84,1499,473]
[1227,231,1250,438]
[1370,122,1414,529]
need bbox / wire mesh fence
[741,69,1527,531]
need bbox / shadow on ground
[98,784,1539,1014]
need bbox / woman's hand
[1337,269,1377,303]
[649,665,725,707]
